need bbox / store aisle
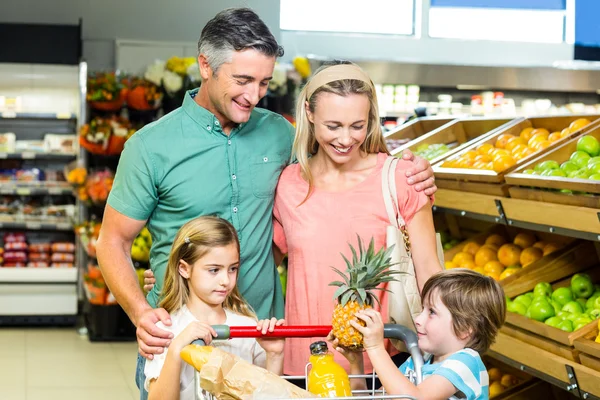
[0,328,140,400]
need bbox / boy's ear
[458,327,474,342]
[178,260,192,279]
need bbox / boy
[334,269,506,400]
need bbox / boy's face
[414,290,471,361]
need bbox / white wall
[0,0,281,70]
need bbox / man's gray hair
[198,8,284,73]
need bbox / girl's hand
[350,309,385,352]
[256,317,285,355]
[327,331,364,365]
[171,321,217,354]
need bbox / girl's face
[179,243,240,307]
[307,92,370,164]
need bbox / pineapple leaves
[331,266,350,285]
[341,290,353,307]
[329,280,345,288]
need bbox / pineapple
[330,235,400,350]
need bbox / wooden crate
[501,240,599,298]
[390,117,521,165]
[504,312,597,347]
[507,186,600,209]
[574,325,600,373]
[433,115,600,185]
[384,116,455,153]
[500,324,581,362]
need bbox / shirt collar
[182,88,246,136]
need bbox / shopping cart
[187,323,423,400]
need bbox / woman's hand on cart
[350,309,386,351]
[256,317,286,354]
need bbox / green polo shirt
[107,89,294,319]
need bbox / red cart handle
[228,325,332,338]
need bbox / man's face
[204,49,276,126]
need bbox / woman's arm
[406,202,443,291]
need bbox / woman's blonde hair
[421,269,506,353]
[293,61,389,203]
[159,216,256,319]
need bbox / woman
[273,61,442,377]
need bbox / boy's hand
[350,309,385,351]
[171,321,216,354]
[256,317,285,355]
[327,331,364,365]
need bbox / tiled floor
[0,328,140,400]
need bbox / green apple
[547,169,567,177]
[560,161,580,175]
[510,301,528,316]
[551,300,562,314]
[586,294,600,310]
[593,297,600,310]
[573,316,593,331]
[577,298,588,308]
[588,156,600,169]
[566,311,583,321]
[557,319,574,332]
[514,294,533,308]
[562,301,584,314]
[571,151,592,168]
[577,135,600,157]
[535,160,560,172]
[523,169,536,175]
[544,316,562,327]
[534,282,553,298]
[551,287,574,307]
[589,174,600,181]
[569,169,591,179]
[572,273,595,298]
[529,300,556,322]
[556,311,571,321]
[589,309,600,319]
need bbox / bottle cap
[310,341,328,355]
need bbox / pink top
[273,152,430,375]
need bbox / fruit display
[595,320,600,343]
[131,226,152,263]
[524,135,600,186]
[438,230,461,250]
[506,275,600,332]
[445,231,563,281]
[486,364,523,398]
[441,118,592,173]
[411,143,451,161]
[330,236,398,350]
[385,138,411,152]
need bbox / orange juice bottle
[307,341,352,397]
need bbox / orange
[487,271,502,281]
[489,381,505,397]
[483,261,505,275]
[441,160,454,168]
[475,246,499,267]
[533,241,547,250]
[473,267,486,275]
[488,367,502,382]
[474,154,492,163]
[493,155,516,173]
[513,232,537,249]
[495,133,515,149]
[471,161,487,169]
[519,127,535,141]
[477,143,495,155]
[528,133,548,148]
[533,140,552,151]
[461,260,477,270]
[453,251,474,265]
[485,234,507,247]
[482,243,500,252]
[445,261,458,269]
[505,137,527,151]
[530,128,550,139]
[543,243,562,255]
[498,243,522,267]
[569,118,591,132]
[560,128,572,138]
[499,267,521,280]
[462,150,479,160]
[548,132,562,142]
[491,148,510,159]
[462,242,481,256]
[501,374,519,388]
[520,247,543,267]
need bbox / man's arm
[401,149,437,196]
[96,205,172,358]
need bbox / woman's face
[307,92,370,165]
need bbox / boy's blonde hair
[421,269,506,353]
[293,61,389,204]
[159,216,255,319]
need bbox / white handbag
[381,156,444,351]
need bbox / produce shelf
[0,182,73,196]
[0,220,73,231]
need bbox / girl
[145,216,285,400]
[272,61,443,377]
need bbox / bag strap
[382,157,407,229]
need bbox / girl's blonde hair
[159,216,256,319]
[293,61,389,204]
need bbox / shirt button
[263,157,268,162]
[228,140,232,145]
[215,120,220,126]
[233,207,238,213]
[206,125,211,131]
[232,174,236,180]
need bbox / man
[96,7,436,399]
